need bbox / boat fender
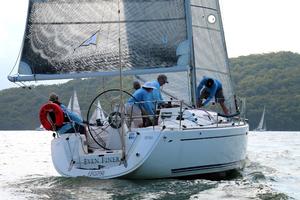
[39,103,64,130]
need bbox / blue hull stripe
[171,161,241,174]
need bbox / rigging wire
[19,82,31,90]
[13,82,26,89]
[117,0,127,165]
[8,42,23,76]
[78,0,109,122]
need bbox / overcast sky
[1,0,300,90]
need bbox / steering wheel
[86,89,135,150]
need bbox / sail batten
[192,25,221,32]
[29,18,187,25]
[190,5,218,11]
[196,67,229,75]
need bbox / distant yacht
[35,124,45,131]
[67,90,82,118]
[254,107,267,131]
[89,100,106,125]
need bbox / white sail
[67,90,82,118]
[8,0,188,83]
[67,97,72,110]
[89,100,106,124]
[255,107,266,131]
[35,124,45,131]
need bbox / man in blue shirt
[126,82,155,127]
[196,77,229,115]
[49,93,85,134]
[150,74,168,108]
[132,80,141,91]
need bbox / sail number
[88,170,105,177]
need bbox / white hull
[51,108,248,179]
[128,125,248,179]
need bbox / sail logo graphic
[81,34,98,47]
[74,31,99,52]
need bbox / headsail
[8,0,188,82]
[139,0,236,111]
[190,0,235,111]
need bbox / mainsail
[8,0,236,111]
[9,0,188,81]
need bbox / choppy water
[0,131,299,200]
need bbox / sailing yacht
[254,107,267,131]
[8,0,248,179]
[67,90,82,118]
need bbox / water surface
[0,131,299,199]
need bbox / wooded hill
[0,51,299,131]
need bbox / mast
[117,0,126,164]
[185,0,197,106]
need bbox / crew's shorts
[200,88,225,103]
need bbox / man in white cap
[126,82,155,128]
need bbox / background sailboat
[254,107,267,131]
[89,100,106,125]
[87,100,108,150]
[67,90,82,118]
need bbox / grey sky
[1,0,299,90]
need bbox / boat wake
[7,160,292,200]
